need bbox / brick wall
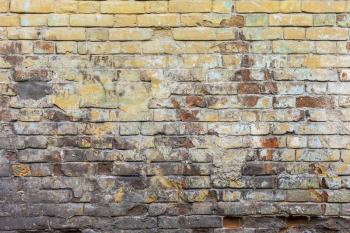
[1,0,350,232]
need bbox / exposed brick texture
[1,0,350,232]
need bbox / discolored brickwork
[1,0,350,232]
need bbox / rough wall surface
[1,0,350,232]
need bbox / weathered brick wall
[1,0,350,232]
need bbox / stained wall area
[1,0,350,232]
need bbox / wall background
[1,0,350,231]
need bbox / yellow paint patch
[12,164,31,177]
[114,188,124,203]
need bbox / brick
[243,27,283,40]
[236,1,280,13]
[20,14,47,26]
[109,28,153,41]
[7,28,38,39]
[296,96,333,108]
[280,0,301,13]
[245,14,268,27]
[284,27,305,40]
[0,15,19,26]
[53,1,77,13]
[328,82,350,94]
[273,41,314,53]
[0,0,9,12]
[269,14,313,26]
[306,27,349,40]
[172,28,235,41]
[169,0,212,13]
[70,14,114,27]
[115,15,137,27]
[48,14,69,26]
[101,1,145,14]
[34,41,55,54]
[142,2,165,13]
[78,1,99,13]
[11,0,54,13]
[213,0,233,13]
[302,1,347,13]
[314,14,336,26]
[43,28,85,41]
[137,14,180,27]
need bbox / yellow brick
[11,0,54,13]
[83,42,121,55]
[269,14,312,26]
[316,41,337,54]
[284,27,305,40]
[212,0,233,13]
[173,27,215,40]
[137,14,180,27]
[302,1,347,13]
[43,28,85,41]
[145,1,168,13]
[279,0,301,13]
[243,27,283,40]
[20,40,33,53]
[0,0,9,12]
[115,15,137,27]
[48,14,69,26]
[181,13,230,27]
[20,14,47,26]
[306,27,348,40]
[0,15,19,26]
[56,41,77,54]
[7,27,39,39]
[272,41,314,54]
[236,1,279,13]
[169,0,212,13]
[120,42,141,54]
[109,28,153,41]
[54,0,78,13]
[87,28,108,41]
[78,1,99,13]
[172,28,235,41]
[101,1,145,14]
[70,14,114,27]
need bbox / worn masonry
[1,0,350,232]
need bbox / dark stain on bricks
[220,15,245,27]
[346,42,350,52]
[97,162,112,175]
[14,69,51,82]
[223,217,241,228]
[127,205,148,215]
[241,55,254,68]
[238,83,261,94]
[296,96,333,108]
[232,69,252,81]
[158,137,195,149]
[14,81,52,100]
[47,109,71,122]
[286,216,309,227]
[264,69,275,80]
[263,82,278,94]
[0,42,21,54]
[186,96,206,108]
[239,96,259,107]
[171,98,181,109]
[217,41,249,54]
[4,55,23,67]
[179,109,199,122]
[261,137,279,148]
